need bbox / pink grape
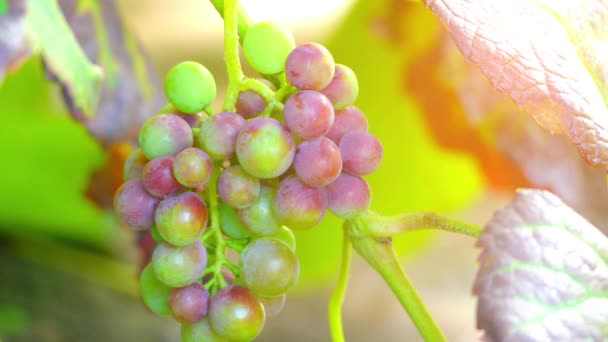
[218,165,261,208]
[114,179,159,230]
[208,286,265,341]
[320,64,359,110]
[339,131,383,176]
[325,105,368,145]
[169,282,210,323]
[152,241,207,288]
[198,112,245,160]
[142,156,181,198]
[273,176,327,230]
[283,90,334,140]
[294,137,342,188]
[173,147,213,188]
[326,173,371,219]
[155,192,208,246]
[285,43,335,90]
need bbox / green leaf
[475,189,608,340]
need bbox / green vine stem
[222,0,242,112]
[328,226,352,342]
[205,164,227,294]
[350,211,482,238]
[348,232,447,342]
[209,0,253,39]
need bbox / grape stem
[328,226,352,342]
[205,163,227,293]
[222,0,242,112]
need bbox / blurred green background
[0,0,510,341]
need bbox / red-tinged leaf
[0,0,29,80]
[423,0,608,170]
[475,189,608,340]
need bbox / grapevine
[113,0,482,341]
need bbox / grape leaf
[423,0,608,170]
[474,189,608,340]
[49,0,164,145]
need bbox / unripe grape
[320,64,359,109]
[114,179,159,230]
[325,105,368,145]
[173,147,213,188]
[339,131,383,175]
[208,285,265,342]
[270,226,296,251]
[273,176,327,230]
[241,238,300,297]
[258,294,286,317]
[169,282,210,323]
[286,43,335,90]
[140,263,172,316]
[142,156,181,198]
[326,173,371,219]
[283,91,334,140]
[150,226,165,243]
[243,21,295,74]
[123,148,147,181]
[238,185,280,236]
[165,61,216,114]
[198,112,245,160]
[219,203,254,239]
[294,137,341,187]
[139,114,193,159]
[236,118,295,179]
[152,241,207,288]
[155,192,208,246]
[182,318,228,342]
[218,165,261,208]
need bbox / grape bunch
[114,20,382,342]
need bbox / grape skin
[140,263,172,317]
[169,282,210,324]
[320,64,359,110]
[243,21,295,74]
[155,192,208,246]
[283,90,334,140]
[139,114,193,160]
[165,61,216,114]
[208,285,265,342]
[142,156,181,198]
[182,318,228,342]
[339,131,383,176]
[294,137,342,188]
[326,172,371,219]
[325,105,368,145]
[218,165,261,208]
[273,176,327,230]
[152,241,207,288]
[235,90,266,119]
[258,294,286,317]
[285,43,335,90]
[219,203,254,239]
[173,147,213,188]
[198,112,246,160]
[114,179,159,230]
[237,185,280,236]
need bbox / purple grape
[182,318,227,342]
[235,91,266,119]
[142,156,181,198]
[240,238,300,297]
[152,241,207,288]
[285,43,335,90]
[169,282,210,323]
[208,285,265,342]
[325,106,368,145]
[198,112,245,160]
[173,147,213,188]
[114,179,159,230]
[339,131,383,176]
[238,184,280,236]
[218,165,261,208]
[139,114,193,159]
[294,137,342,188]
[155,192,208,246]
[258,294,286,317]
[123,148,148,181]
[326,173,371,219]
[283,90,334,140]
[320,64,359,110]
[236,118,295,179]
[273,176,327,230]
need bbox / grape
[150,226,165,243]
[198,112,245,160]
[320,64,359,110]
[208,285,265,342]
[325,105,368,145]
[269,226,296,251]
[283,91,334,140]
[258,295,286,317]
[235,91,266,119]
[218,165,260,208]
[114,179,159,230]
[140,263,172,316]
[123,148,147,181]
[173,148,213,188]
[178,112,207,128]
[142,156,181,198]
[339,131,383,175]
[243,21,295,74]
[236,118,295,178]
[155,192,208,246]
[139,114,193,160]
[165,61,216,114]
[219,203,253,239]
[285,43,335,90]
[182,318,228,342]
[240,238,299,297]
[273,176,327,230]
[169,282,210,323]
[152,241,207,287]
[326,173,371,219]
[294,137,341,187]
[237,185,280,236]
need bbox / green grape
[209,286,265,341]
[258,294,286,317]
[150,226,165,243]
[152,242,207,288]
[182,318,228,342]
[219,203,253,239]
[237,185,280,236]
[269,226,296,251]
[240,238,300,297]
[140,263,172,317]
[165,61,216,114]
[243,21,295,74]
[155,192,208,246]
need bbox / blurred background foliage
[3,0,599,341]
